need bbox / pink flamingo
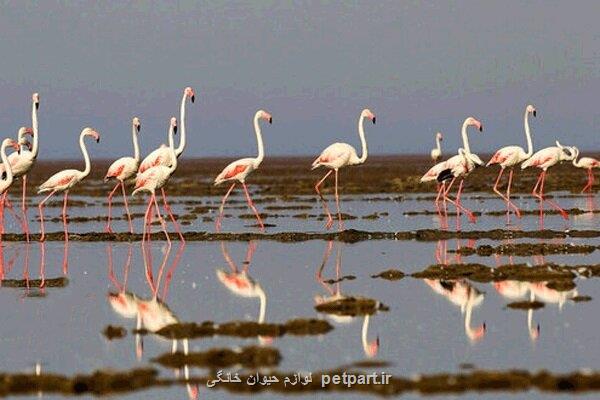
[430,132,443,163]
[570,147,600,193]
[0,139,22,237]
[104,117,141,233]
[421,117,484,228]
[37,128,100,242]
[214,109,272,232]
[138,87,194,173]
[0,93,40,240]
[493,281,539,340]
[132,117,180,243]
[520,141,575,224]
[312,108,376,230]
[487,105,536,222]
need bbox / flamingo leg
[120,181,134,234]
[505,168,521,219]
[315,170,334,229]
[142,197,153,243]
[152,194,171,244]
[334,169,344,230]
[539,172,569,220]
[38,190,56,242]
[3,196,24,230]
[62,191,69,242]
[161,188,184,242]
[241,182,264,232]
[434,182,448,229]
[581,169,593,193]
[0,193,5,238]
[62,237,69,275]
[444,179,477,227]
[216,183,236,232]
[21,176,30,242]
[105,182,120,233]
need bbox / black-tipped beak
[479,125,483,132]
[372,117,376,124]
[191,95,195,103]
[136,124,141,133]
[268,117,272,124]
[96,137,100,143]
[174,125,178,134]
[35,102,39,110]
[533,110,537,117]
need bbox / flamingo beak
[174,125,178,134]
[191,94,195,103]
[268,117,272,124]
[533,110,537,117]
[136,124,141,133]
[35,102,39,110]
[372,116,376,124]
[479,125,483,132]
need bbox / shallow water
[0,192,598,399]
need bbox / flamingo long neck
[257,288,266,324]
[253,114,265,166]
[132,124,140,162]
[167,126,178,174]
[460,119,471,154]
[572,151,582,167]
[464,302,475,338]
[79,133,92,178]
[357,115,368,164]
[524,110,533,157]
[0,142,13,185]
[361,315,370,350]
[176,93,187,157]
[31,99,39,157]
[435,136,441,153]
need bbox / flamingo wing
[312,143,353,169]
[38,169,79,193]
[214,158,254,184]
[139,147,172,173]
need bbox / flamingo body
[38,169,82,193]
[521,146,565,171]
[487,145,528,168]
[106,157,139,182]
[214,157,256,185]
[311,142,358,170]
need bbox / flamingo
[214,109,273,232]
[312,108,376,230]
[421,117,484,228]
[37,128,100,242]
[104,117,141,233]
[0,139,21,237]
[487,105,536,222]
[570,147,600,193]
[521,141,575,224]
[493,281,539,340]
[132,117,179,243]
[430,132,443,163]
[0,93,40,240]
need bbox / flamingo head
[170,117,178,134]
[83,127,100,143]
[526,104,537,117]
[365,336,380,358]
[570,146,580,159]
[132,117,141,133]
[362,108,376,124]
[3,138,20,152]
[556,141,575,161]
[184,86,195,103]
[436,132,443,141]
[17,126,34,142]
[466,117,483,132]
[529,323,540,341]
[32,92,40,109]
[468,322,487,342]
[258,109,273,124]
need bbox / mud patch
[1,277,68,288]
[371,269,405,281]
[571,295,593,302]
[315,296,389,317]
[102,325,127,340]
[506,301,545,310]
[152,346,280,369]
[323,275,356,284]
[452,243,598,257]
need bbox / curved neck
[253,114,265,166]
[257,288,266,323]
[524,110,533,156]
[361,314,370,348]
[132,124,140,162]
[460,120,471,154]
[435,136,441,152]
[176,93,187,157]
[0,142,13,184]
[31,99,39,157]
[167,127,177,173]
[357,115,368,164]
[572,152,582,167]
[79,133,91,178]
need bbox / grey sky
[0,1,599,159]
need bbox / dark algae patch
[1,277,68,288]
[571,295,593,302]
[371,269,405,281]
[145,318,333,340]
[315,297,389,317]
[152,346,281,369]
[506,301,545,310]
[102,325,127,340]
[452,243,598,257]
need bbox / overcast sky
[1,1,599,159]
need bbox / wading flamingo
[214,109,272,232]
[493,281,539,340]
[37,128,100,241]
[312,108,375,230]
[104,117,141,233]
[521,141,575,224]
[0,93,40,240]
[132,117,180,243]
[487,105,536,222]
[421,117,484,228]
[570,147,600,193]
[430,132,443,163]
[0,139,22,237]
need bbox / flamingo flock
[0,91,598,240]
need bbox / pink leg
[38,190,56,242]
[540,172,569,220]
[62,191,69,242]
[315,170,334,230]
[334,169,344,230]
[581,169,593,193]
[142,197,153,242]
[121,181,134,234]
[505,169,521,219]
[161,188,184,242]
[241,182,264,232]
[444,179,477,226]
[3,196,23,229]
[105,182,120,233]
[22,176,30,242]
[153,194,171,244]
[0,193,5,238]
[62,238,69,275]
[216,183,236,232]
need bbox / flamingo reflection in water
[314,241,379,358]
[106,242,197,399]
[216,241,273,345]
[424,279,486,342]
